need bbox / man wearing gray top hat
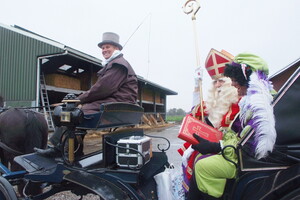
[77,32,138,114]
[36,32,138,157]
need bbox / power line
[122,13,152,49]
[146,13,152,79]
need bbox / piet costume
[191,53,277,199]
[178,49,240,193]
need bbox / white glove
[194,67,203,88]
[181,145,195,167]
[195,67,203,80]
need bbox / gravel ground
[45,192,100,200]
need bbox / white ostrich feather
[239,72,276,159]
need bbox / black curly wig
[224,62,252,87]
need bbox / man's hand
[195,67,203,80]
[75,100,82,108]
[191,133,221,154]
[194,67,203,88]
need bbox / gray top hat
[98,32,123,50]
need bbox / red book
[178,115,223,144]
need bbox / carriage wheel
[0,176,18,200]
[279,187,300,200]
[64,171,141,200]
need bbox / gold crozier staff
[182,0,204,121]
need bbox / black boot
[34,145,61,157]
[34,127,64,157]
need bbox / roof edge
[0,23,65,49]
[137,75,177,95]
[66,47,102,66]
[269,57,300,79]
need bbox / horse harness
[0,141,24,156]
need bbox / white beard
[205,77,239,128]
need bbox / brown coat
[78,54,138,114]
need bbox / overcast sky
[1,0,299,112]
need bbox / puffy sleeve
[219,129,240,163]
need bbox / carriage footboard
[14,153,57,173]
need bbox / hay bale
[45,74,81,90]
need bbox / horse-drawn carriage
[0,97,170,199]
[0,67,299,200]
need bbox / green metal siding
[0,26,64,106]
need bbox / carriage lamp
[53,93,84,127]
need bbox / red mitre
[205,49,234,79]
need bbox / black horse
[0,97,48,196]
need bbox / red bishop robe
[178,101,240,192]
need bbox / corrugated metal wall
[0,26,64,106]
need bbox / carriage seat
[76,102,144,130]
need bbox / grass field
[166,115,185,122]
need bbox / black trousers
[49,126,84,156]
[49,126,64,146]
[187,173,204,200]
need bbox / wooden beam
[142,114,152,126]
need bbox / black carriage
[0,100,169,199]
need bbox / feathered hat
[233,53,276,159]
[234,53,269,75]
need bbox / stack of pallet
[141,113,165,127]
